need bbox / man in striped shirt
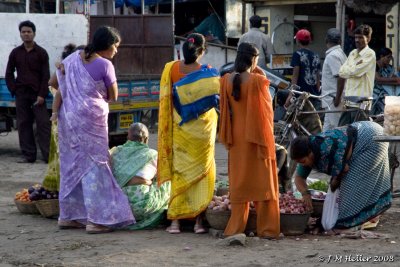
[338,24,375,126]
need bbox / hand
[50,112,58,122]
[333,98,341,107]
[343,163,350,174]
[330,177,341,192]
[302,194,313,211]
[36,96,45,106]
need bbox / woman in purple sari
[56,26,134,233]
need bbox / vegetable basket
[280,213,310,236]
[35,199,59,218]
[14,199,40,215]
[205,209,257,232]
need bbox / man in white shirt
[238,15,273,69]
[321,28,347,131]
[338,24,376,126]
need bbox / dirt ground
[1,129,400,267]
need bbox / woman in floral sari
[157,33,220,234]
[111,123,170,230]
[291,121,392,233]
[56,26,134,233]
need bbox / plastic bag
[384,96,400,135]
[321,186,340,231]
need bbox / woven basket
[280,213,310,236]
[35,199,59,218]
[205,208,257,232]
[14,199,40,215]
[311,200,324,217]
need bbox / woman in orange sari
[157,33,220,234]
[219,42,280,239]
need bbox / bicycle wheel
[274,121,290,148]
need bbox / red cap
[295,29,311,42]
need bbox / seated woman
[290,121,392,234]
[110,123,170,230]
[372,47,400,115]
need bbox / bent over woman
[157,33,220,234]
[219,43,280,239]
[291,121,392,232]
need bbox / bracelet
[301,190,310,196]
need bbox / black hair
[299,39,310,46]
[377,47,392,59]
[289,136,312,160]
[249,15,262,28]
[182,33,206,64]
[354,24,372,39]
[61,43,77,60]
[84,26,121,60]
[19,20,36,33]
[232,42,259,101]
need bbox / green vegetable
[308,180,329,192]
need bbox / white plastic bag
[321,186,340,231]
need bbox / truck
[0,0,239,142]
[0,11,168,143]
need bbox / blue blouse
[296,126,350,179]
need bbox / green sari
[110,141,170,230]
[42,122,60,191]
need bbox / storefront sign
[386,3,399,68]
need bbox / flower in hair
[187,37,195,43]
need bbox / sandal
[86,223,113,234]
[58,220,85,229]
[194,224,207,234]
[166,221,181,234]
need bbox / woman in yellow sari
[157,33,220,234]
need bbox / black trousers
[15,88,51,162]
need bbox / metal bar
[175,35,237,50]
[55,0,60,14]
[242,1,246,34]
[141,0,145,14]
[26,0,30,13]
[298,108,359,114]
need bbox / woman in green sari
[110,123,170,230]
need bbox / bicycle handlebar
[289,89,334,100]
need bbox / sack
[172,65,220,125]
[321,186,340,231]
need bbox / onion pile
[208,195,256,211]
[279,191,307,214]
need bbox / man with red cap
[290,29,322,112]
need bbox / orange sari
[219,70,280,238]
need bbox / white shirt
[238,28,273,69]
[339,46,376,99]
[321,45,347,108]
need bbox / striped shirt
[339,46,376,99]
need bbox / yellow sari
[157,61,218,219]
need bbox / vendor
[290,121,392,233]
[110,123,170,230]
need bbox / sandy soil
[1,129,400,267]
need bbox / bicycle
[274,86,376,182]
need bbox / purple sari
[57,51,135,227]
